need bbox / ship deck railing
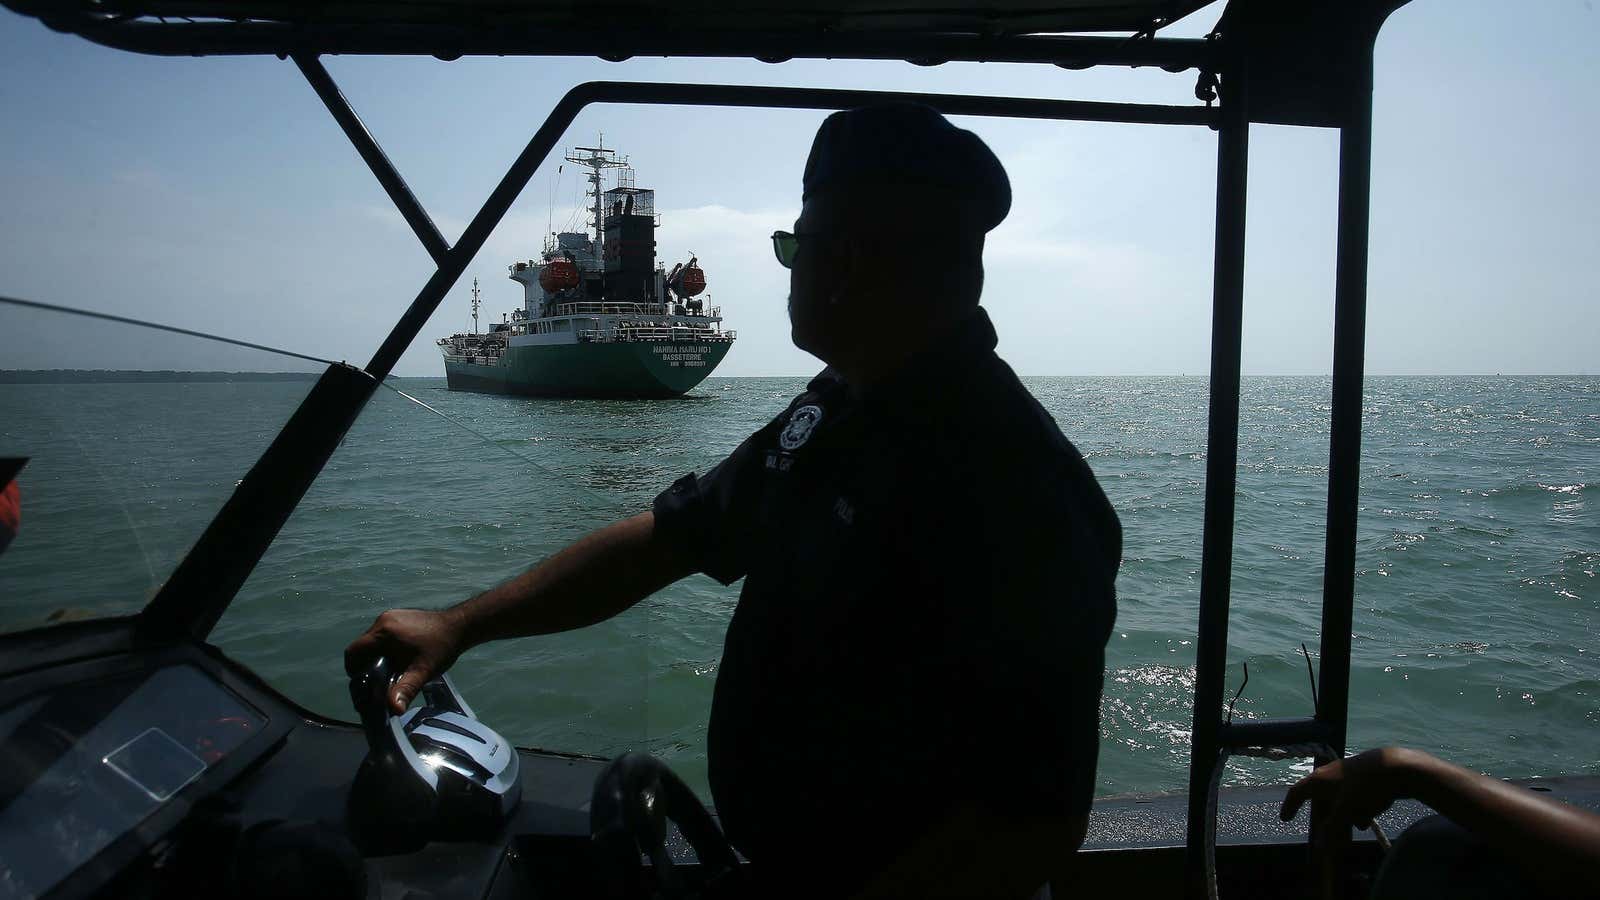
[578,327,736,343]
[549,301,718,319]
[516,257,605,274]
[441,350,505,363]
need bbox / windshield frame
[3,5,1413,892]
[136,77,1221,640]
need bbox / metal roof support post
[1286,25,1379,895]
[293,55,451,266]
[1315,27,1375,765]
[1183,51,1249,900]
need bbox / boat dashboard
[0,636,711,900]
[8,628,1600,900]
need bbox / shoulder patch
[778,404,824,451]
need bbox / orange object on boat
[538,258,580,292]
[677,263,706,297]
[0,477,18,552]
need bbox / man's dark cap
[802,103,1011,232]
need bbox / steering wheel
[590,752,741,899]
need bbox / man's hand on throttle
[1280,746,1422,830]
[345,608,469,713]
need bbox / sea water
[1,375,1595,798]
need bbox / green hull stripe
[443,341,732,398]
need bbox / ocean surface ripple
[2,375,1595,798]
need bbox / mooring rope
[2,292,604,502]
[0,294,347,369]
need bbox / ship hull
[443,340,732,398]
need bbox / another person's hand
[1280,746,1424,830]
[345,608,469,713]
[1285,747,1600,899]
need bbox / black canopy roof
[8,0,1219,38]
[5,0,1224,64]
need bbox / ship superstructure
[437,141,735,397]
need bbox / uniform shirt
[652,308,1120,884]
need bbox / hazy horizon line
[3,368,1594,382]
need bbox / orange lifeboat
[677,263,706,297]
[539,258,580,292]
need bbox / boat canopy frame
[2,1,1410,895]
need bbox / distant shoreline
[0,370,1590,384]
[0,370,325,384]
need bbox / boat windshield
[0,308,325,633]
[4,13,1597,807]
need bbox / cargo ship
[437,142,735,397]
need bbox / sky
[0,1,1595,377]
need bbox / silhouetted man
[348,104,1120,898]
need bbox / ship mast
[470,277,480,334]
[565,135,629,248]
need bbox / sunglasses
[771,230,799,268]
[771,230,830,269]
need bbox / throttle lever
[346,657,520,850]
[346,657,438,851]
[419,672,475,719]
